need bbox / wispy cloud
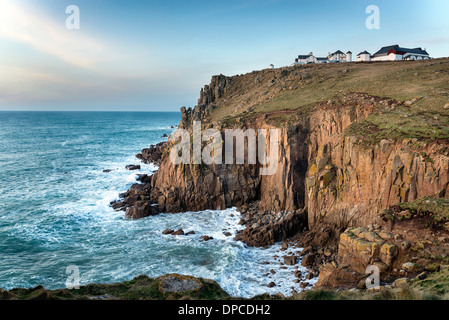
[419,37,449,45]
[0,0,105,69]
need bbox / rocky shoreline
[110,146,320,292]
[111,131,449,294]
[108,59,449,295]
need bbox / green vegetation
[203,59,449,147]
[2,275,230,300]
[413,268,449,296]
[5,270,449,300]
[345,109,449,148]
[253,283,447,300]
[397,197,449,227]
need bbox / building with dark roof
[372,45,430,61]
[292,45,430,66]
[327,50,352,62]
[356,51,372,62]
[293,50,352,65]
[295,54,317,65]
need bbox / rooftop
[373,45,429,57]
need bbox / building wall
[329,53,348,62]
[372,53,403,61]
[403,54,429,60]
[357,54,371,62]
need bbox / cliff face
[131,60,449,237]
[305,96,449,229]
[151,72,310,215]
[180,74,231,128]
[151,87,449,234]
[149,119,308,214]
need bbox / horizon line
[0,110,182,113]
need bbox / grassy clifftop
[1,274,230,300]
[203,58,449,145]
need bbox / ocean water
[0,111,315,298]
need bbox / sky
[0,0,448,111]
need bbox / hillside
[193,58,449,145]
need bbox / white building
[295,52,317,65]
[356,51,371,62]
[293,45,430,66]
[327,50,352,62]
[371,45,430,61]
[316,57,329,64]
[268,64,274,69]
[294,50,352,65]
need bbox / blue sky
[0,0,448,111]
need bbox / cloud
[0,0,105,69]
[419,37,449,45]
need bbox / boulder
[401,262,416,272]
[157,274,202,294]
[137,142,168,167]
[283,256,297,266]
[201,235,214,242]
[392,278,409,288]
[301,253,316,267]
[126,165,141,171]
[172,229,185,236]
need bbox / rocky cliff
[116,58,449,288]
[148,90,449,231]
[305,94,449,229]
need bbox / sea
[0,111,314,298]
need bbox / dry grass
[205,58,449,145]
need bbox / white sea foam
[51,161,317,298]
[0,112,317,298]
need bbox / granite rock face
[117,74,449,256]
[152,90,449,232]
[136,142,168,167]
[305,101,449,229]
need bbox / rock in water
[125,165,141,171]
[172,229,185,236]
[283,256,297,266]
[136,142,168,167]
